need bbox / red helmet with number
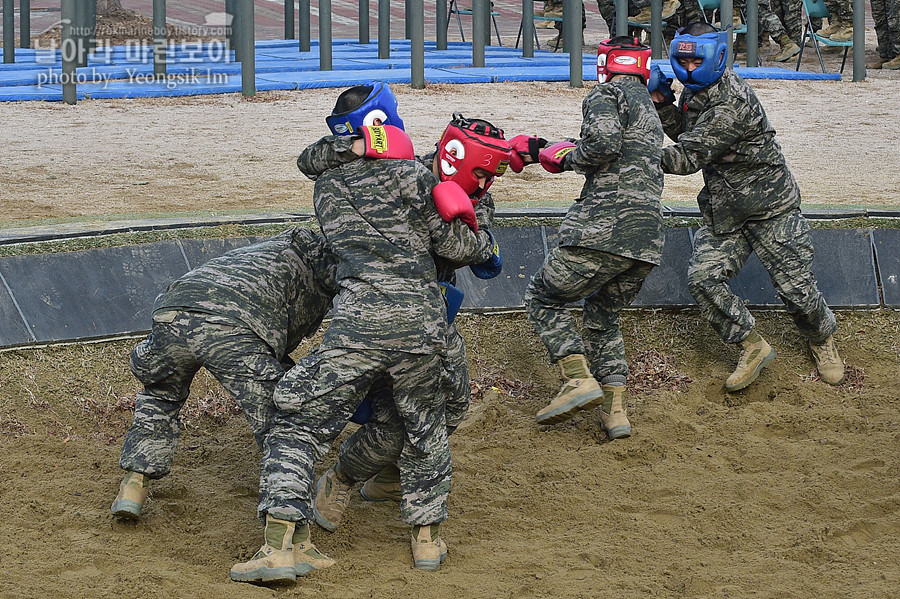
[437,113,512,199]
[597,36,652,84]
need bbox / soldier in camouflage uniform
[523,37,665,440]
[869,0,900,69]
[230,89,501,585]
[110,227,338,521]
[651,22,843,392]
[309,113,511,533]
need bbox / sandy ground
[2,44,900,599]
[2,310,900,599]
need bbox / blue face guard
[325,81,405,136]
[669,30,729,91]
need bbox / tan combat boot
[661,0,681,20]
[291,521,335,576]
[882,55,900,69]
[809,335,845,385]
[773,34,801,62]
[230,514,297,584]
[866,55,888,69]
[536,354,604,425]
[313,465,353,532]
[110,471,149,519]
[360,463,402,503]
[411,523,447,571]
[725,330,776,392]
[817,18,843,38]
[829,23,854,42]
[631,6,652,24]
[599,381,632,440]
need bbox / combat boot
[882,55,900,69]
[631,6,652,24]
[411,524,447,571]
[599,378,632,440]
[661,0,680,19]
[866,55,889,69]
[725,330,776,392]
[230,514,297,584]
[773,34,801,62]
[536,354,604,425]
[313,464,353,532]
[817,18,843,38]
[809,335,845,385]
[291,522,335,576]
[110,471,149,519]
[829,23,854,42]
[360,463,402,502]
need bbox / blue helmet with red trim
[669,27,729,91]
[326,81,405,136]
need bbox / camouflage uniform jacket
[657,69,801,235]
[154,227,337,362]
[559,76,665,265]
[297,135,493,354]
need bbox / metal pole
[74,0,86,67]
[472,0,485,67]
[565,0,581,87]
[436,0,447,50]
[410,0,424,88]
[851,0,865,81]
[153,0,166,77]
[225,0,235,53]
[484,0,491,44]
[61,0,76,104]
[405,0,412,39]
[615,0,627,38]
[378,0,389,58]
[650,0,662,59]
[21,0,30,49]
[746,0,758,68]
[86,0,95,53]
[522,0,533,57]
[240,0,255,95]
[359,0,369,43]
[2,0,14,62]
[320,0,332,70]
[285,0,294,39]
[299,0,310,51]
[721,0,733,64]
[232,0,242,62]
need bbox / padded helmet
[597,36,652,84]
[437,113,513,199]
[669,25,729,91]
[326,81,404,136]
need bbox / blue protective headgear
[669,28,729,91]
[326,81,405,136]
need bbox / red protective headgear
[597,37,652,84]
[437,113,512,200]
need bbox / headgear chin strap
[437,113,513,199]
[597,37,652,84]
[326,81,405,136]
[669,28,729,91]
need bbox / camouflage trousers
[687,210,837,345]
[768,0,811,43]
[258,347,450,526]
[525,246,655,379]
[872,0,900,59]
[119,310,284,479]
[335,325,469,495]
[824,0,851,22]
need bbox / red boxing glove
[432,181,478,232]
[507,134,548,173]
[360,124,415,160]
[539,141,576,173]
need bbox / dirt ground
[2,41,900,599]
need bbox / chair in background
[448,0,503,46]
[516,0,563,50]
[795,0,852,73]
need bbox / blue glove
[349,396,373,425]
[438,281,464,324]
[469,230,502,280]
[647,63,675,105]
